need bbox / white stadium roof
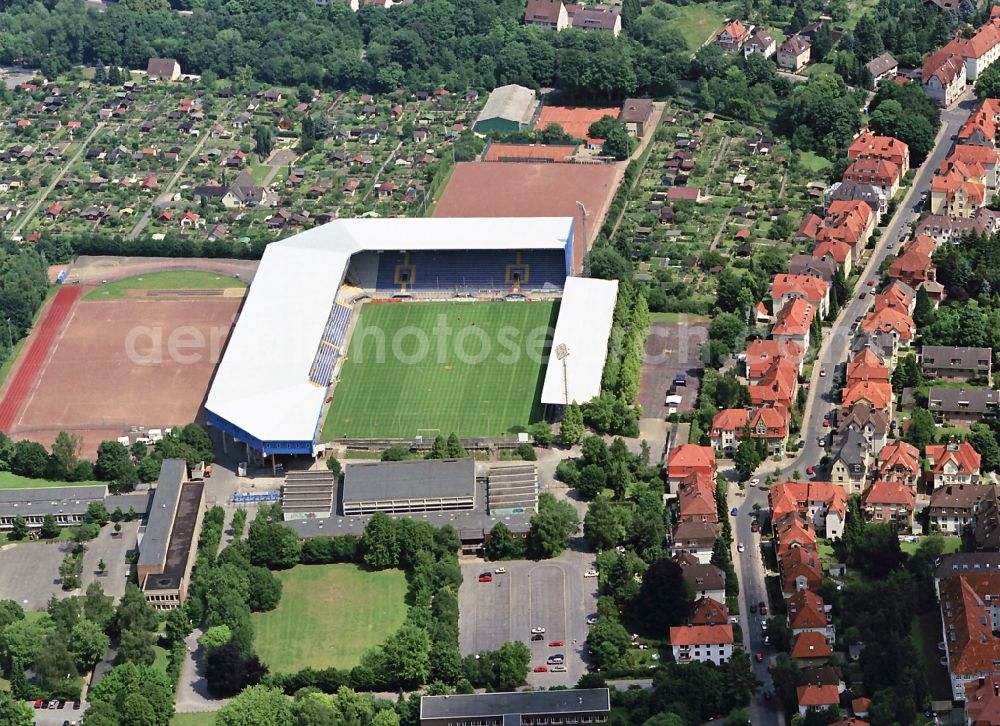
[540,277,619,406]
[206,217,573,448]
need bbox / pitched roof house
[778,35,812,72]
[922,46,967,107]
[147,58,181,81]
[770,481,848,540]
[926,442,982,491]
[861,480,917,530]
[878,441,922,489]
[938,573,1000,700]
[848,131,909,174]
[920,346,993,382]
[771,273,831,318]
[772,298,816,349]
[744,29,776,59]
[927,388,1000,425]
[715,19,751,53]
[930,483,989,534]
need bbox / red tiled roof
[861,306,915,341]
[670,624,734,646]
[772,298,815,337]
[690,597,730,626]
[744,340,804,379]
[791,631,833,659]
[925,441,981,476]
[770,481,848,521]
[772,273,830,306]
[841,379,893,410]
[797,684,840,707]
[848,131,909,168]
[667,444,716,478]
[878,441,921,476]
[787,589,828,630]
[712,408,749,432]
[939,573,1000,676]
[862,480,916,509]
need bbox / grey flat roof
[143,480,204,592]
[342,458,475,504]
[137,459,187,570]
[420,688,610,719]
[0,485,107,518]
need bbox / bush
[515,443,537,461]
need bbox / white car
[584,569,599,578]
[738,543,745,553]
[749,478,759,487]
[550,665,567,672]
[494,567,507,574]
[531,627,546,635]
[820,367,827,377]
[586,616,598,625]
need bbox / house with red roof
[846,349,890,386]
[957,97,1000,146]
[666,444,715,493]
[861,305,915,345]
[797,212,823,241]
[780,544,824,594]
[848,131,910,174]
[666,186,702,202]
[770,481,848,539]
[888,235,937,287]
[956,14,1000,80]
[878,280,916,315]
[748,356,799,409]
[771,273,830,318]
[791,631,834,665]
[678,474,719,524]
[709,405,789,455]
[877,440,922,489]
[965,674,1000,723]
[787,589,835,642]
[743,339,805,382]
[923,45,967,107]
[938,572,1000,700]
[861,480,916,530]
[709,408,747,455]
[812,240,853,275]
[180,210,203,228]
[926,441,982,492]
[670,624,734,665]
[715,19,751,53]
[772,298,816,350]
[817,200,875,253]
[45,202,62,220]
[931,158,987,217]
[842,157,901,198]
[690,596,730,626]
[797,684,841,716]
[841,379,893,415]
[950,143,999,190]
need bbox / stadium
[205,216,618,461]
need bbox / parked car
[749,478,759,487]
[731,507,738,516]
[550,665,567,672]
[750,521,759,533]
[494,567,507,574]
[547,654,565,664]
[759,602,767,615]
[737,543,745,553]
[531,633,544,641]
[533,665,548,673]
[806,466,815,475]
[820,367,826,377]
[478,573,492,583]
[750,604,757,614]
[586,616,598,625]
[584,569,599,578]
[548,640,564,647]
[531,627,546,634]
[755,652,764,662]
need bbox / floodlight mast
[555,343,570,406]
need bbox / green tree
[69,618,110,669]
[362,512,400,568]
[0,689,33,726]
[40,513,60,539]
[83,581,115,630]
[584,496,625,550]
[1,612,55,665]
[559,403,585,446]
[246,566,282,612]
[9,515,28,540]
[247,513,300,569]
[734,436,761,481]
[94,441,137,485]
[976,62,1000,99]
[375,622,431,687]
[426,435,449,459]
[85,500,111,527]
[905,408,937,448]
[578,463,609,499]
[588,247,632,281]
[33,634,80,699]
[603,123,633,161]
[587,616,631,668]
[633,557,693,631]
[528,422,554,446]
[496,640,531,690]
[484,521,526,560]
[528,493,579,559]
[12,439,49,478]
[198,624,232,652]
[381,445,410,461]
[967,425,1000,472]
[445,432,466,458]
[87,662,176,726]
[117,627,155,666]
[913,287,935,328]
[253,125,275,160]
[49,431,82,480]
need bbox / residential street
[730,89,979,725]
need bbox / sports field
[322,301,556,440]
[84,270,247,300]
[252,564,408,672]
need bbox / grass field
[804,63,836,77]
[798,150,833,174]
[84,271,248,300]
[663,1,729,50]
[0,471,104,490]
[252,564,408,672]
[899,536,963,556]
[322,301,556,440]
[172,714,216,726]
[911,612,953,701]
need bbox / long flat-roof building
[137,459,205,610]
[540,277,619,406]
[0,485,108,530]
[341,457,476,515]
[420,688,611,726]
[487,463,539,514]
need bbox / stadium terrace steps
[308,303,353,386]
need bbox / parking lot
[31,699,84,725]
[458,548,598,686]
[0,521,139,610]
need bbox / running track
[0,285,82,431]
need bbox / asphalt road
[731,89,979,725]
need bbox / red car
[533,665,548,673]
[868,279,876,286]
[823,419,830,427]
[755,652,764,663]
[806,466,815,475]
[750,521,759,533]
[33,700,43,709]
[478,573,493,583]
[548,640,564,647]
[759,602,767,615]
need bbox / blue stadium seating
[308,344,339,386]
[374,249,566,292]
[322,304,352,349]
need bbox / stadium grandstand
[205,217,575,459]
[540,277,619,407]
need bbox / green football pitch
[321,301,557,440]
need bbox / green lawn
[252,564,408,672]
[322,301,556,440]
[911,612,953,701]
[0,471,104,490]
[650,312,711,324]
[804,63,836,77]
[83,271,247,300]
[899,536,962,556]
[798,150,832,174]
[663,2,729,50]
[172,713,217,726]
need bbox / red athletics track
[0,285,82,431]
